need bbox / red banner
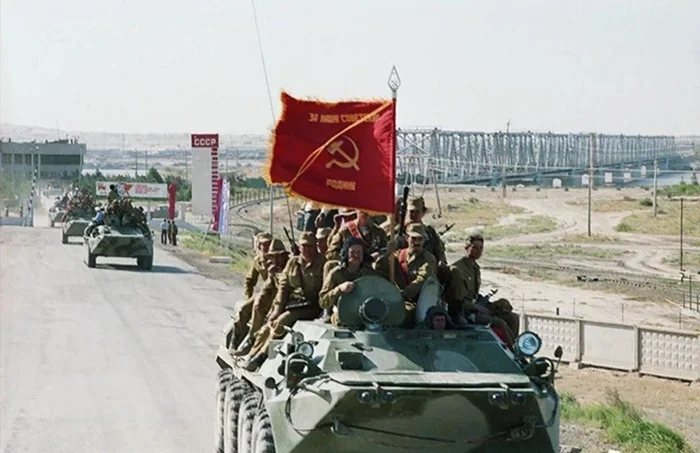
[168,183,177,220]
[265,92,396,214]
[212,177,224,232]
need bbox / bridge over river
[396,129,696,186]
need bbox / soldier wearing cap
[319,237,378,326]
[374,223,438,328]
[233,239,290,353]
[315,227,331,256]
[326,210,388,262]
[407,197,447,266]
[446,233,519,346]
[243,233,273,300]
[241,231,326,371]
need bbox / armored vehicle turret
[84,213,154,270]
[215,276,562,453]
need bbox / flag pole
[387,66,401,283]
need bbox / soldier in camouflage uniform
[326,210,388,262]
[446,233,519,346]
[241,232,326,371]
[319,237,378,326]
[374,223,438,328]
[243,232,272,300]
[233,239,290,353]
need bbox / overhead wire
[249,0,296,238]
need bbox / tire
[144,256,153,271]
[87,250,96,268]
[237,393,261,453]
[224,378,252,453]
[215,369,233,453]
[251,410,275,453]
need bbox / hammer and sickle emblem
[325,135,360,171]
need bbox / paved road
[0,223,242,453]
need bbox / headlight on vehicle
[296,341,314,358]
[515,331,542,357]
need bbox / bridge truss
[395,128,678,183]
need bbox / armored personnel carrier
[48,207,66,228]
[84,214,154,270]
[61,217,92,243]
[214,276,562,453]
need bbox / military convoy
[84,214,154,270]
[215,276,562,453]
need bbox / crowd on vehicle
[231,196,520,372]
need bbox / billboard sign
[96,182,168,199]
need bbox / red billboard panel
[191,133,219,148]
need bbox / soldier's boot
[233,335,255,356]
[319,308,333,323]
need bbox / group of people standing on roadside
[159,219,179,246]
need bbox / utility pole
[653,158,659,217]
[502,121,510,198]
[587,133,595,237]
[680,197,684,271]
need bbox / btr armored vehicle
[48,207,66,228]
[84,214,154,270]
[215,276,562,453]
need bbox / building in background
[0,138,86,179]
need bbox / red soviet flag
[265,92,396,214]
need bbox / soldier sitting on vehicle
[445,233,519,347]
[243,233,273,300]
[84,207,105,236]
[316,227,331,256]
[240,232,326,371]
[374,223,438,328]
[232,239,290,353]
[326,210,388,262]
[319,237,378,326]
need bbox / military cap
[299,231,317,245]
[257,232,273,243]
[408,197,427,212]
[265,238,288,255]
[315,227,332,239]
[335,208,357,217]
[406,223,427,238]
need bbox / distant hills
[0,123,269,151]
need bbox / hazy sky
[1,0,698,136]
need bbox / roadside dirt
[557,366,700,451]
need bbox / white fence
[523,313,700,382]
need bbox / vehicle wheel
[215,369,233,453]
[87,251,96,268]
[137,257,145,268]
[62,233,68,244]
[144,256,153,271]
[237,392,261,453]
[224,377,252,453]
[251,410,275,453]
